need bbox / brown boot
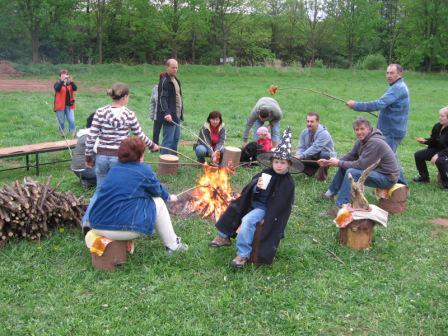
[231,255,249,268]
[208,236,231,247]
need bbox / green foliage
[0,65,448,334]
[357,53,387,70]
[312,58,325,68]
[395,0,448,71]
[1,0,447,70]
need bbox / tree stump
[157,154,179,175]
[220,146,241,168]
[91,240,129,271]
[249,220,264,263]
[338,160,379,250]
[339,219,374,250]
[378,185,408,214]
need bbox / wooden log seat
[220,146,241,168]
[339,219,374,250]
[249,220,264,263]
[377,184,409,214]
[90,240,131,271]
[157,154,179,175]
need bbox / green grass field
[0,64,447,335]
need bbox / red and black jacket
[54,80,77,111]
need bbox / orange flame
[268,85,278,95]
[188,165,237,221]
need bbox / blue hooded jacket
[90,162,170,235]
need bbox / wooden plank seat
[0,139,77,175]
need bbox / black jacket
[215,168,295,264]
[156,73,183,123]
[193,122,226,155]
[423,123,448,157]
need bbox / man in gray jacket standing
[319,117,399,209]
[296,112,335,180]
[242,97,283,148]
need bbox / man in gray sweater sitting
[71,113,96,188]
[319,117,399,210]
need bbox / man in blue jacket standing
[346,63,409,182]
[346,64,409,152]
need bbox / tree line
[0,0,447,71]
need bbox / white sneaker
[166,237,188,254]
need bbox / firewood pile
[0,177,84,246]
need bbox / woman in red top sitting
[193,111,226,164]
[256,126,273,152]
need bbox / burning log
[169,165,239,221]
[0,177,84,246]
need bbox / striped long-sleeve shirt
[85,105,153,159]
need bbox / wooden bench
[0,139,77,175]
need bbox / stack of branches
[0,176,84,246]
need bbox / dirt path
[0,60,103,92]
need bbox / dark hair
[352,117,372,130]
[207,111,222,125]
[118,137,146,163]
[107,82,129,100]
[259,110,269,119]
[306,112,320,121]
[389,63,403,74]
[86,113,95,128]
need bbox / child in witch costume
[209,128,302,268]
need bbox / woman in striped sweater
[85,82,158,187]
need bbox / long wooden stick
[170,120,214,153]
[157,146,203,165]
[312,237,345,265]
[177,184,210,197]
[300,159,319,163]
[276,86,378,118]
[144,161,202,166]
[44,101,74,157]
[281,87,346,103]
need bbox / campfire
[169,165,238,221]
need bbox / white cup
[260,173,272,190]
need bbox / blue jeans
[195,145,223,163]
[55,106,76,133]
[160,122,180,155]
[383,133,402,153]
[195,144,209,163]
[329,168,395,207]
[82,191,97,228]
[220,208,265,258]
[383,132,407,185]
[95,155,119,188]
[252,119,280,144]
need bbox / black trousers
[414,148,448,186]
[152,120,163,145]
